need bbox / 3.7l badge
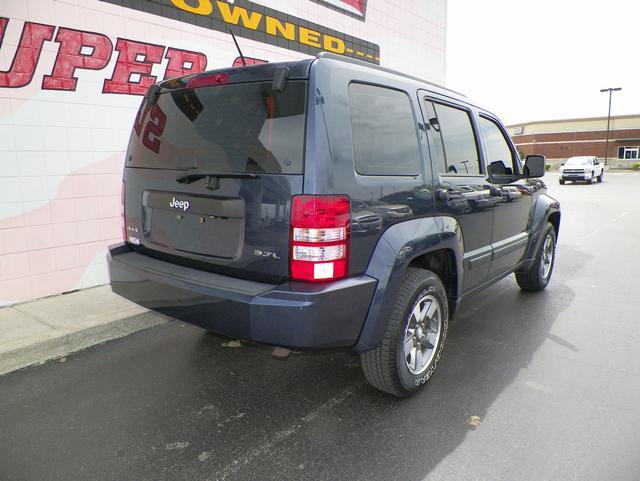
[253,249,280,260]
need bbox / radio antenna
[228,28,246,67]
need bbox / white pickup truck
[559,156,604,184]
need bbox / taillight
[290,195,350,282]
[121,180,126,242]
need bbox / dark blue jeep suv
[108,53,560,397]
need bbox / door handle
[435,189,450,201]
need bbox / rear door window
[128,80,307,174]
[348,83,421,176]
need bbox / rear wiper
[176,171,260,184]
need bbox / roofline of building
[506,113,640,129]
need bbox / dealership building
[0,0,447,305]
[507,114,640,168]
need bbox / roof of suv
[156,51,489,116]
[315,52,466,98]
[314,53,490,114]
[160,52,458,95]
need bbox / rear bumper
[108,244,377,349]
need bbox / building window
[618,147,639,159]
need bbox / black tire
[516,222,557,292]
[360,268,449,397]
[559,179,565,185]
[587,174,593,185]
[597,170,604,182]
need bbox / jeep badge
[169,197,190,211]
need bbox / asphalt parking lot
[1,172,639,481]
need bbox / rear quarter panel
[306,58,435,276]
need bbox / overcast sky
[446,0,640,125]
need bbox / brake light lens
[290,195,350,282]
[187,72,229,89]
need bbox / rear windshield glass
[127,80,307,174]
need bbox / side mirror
[524,155,545,178]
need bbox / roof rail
[315,52,466,98]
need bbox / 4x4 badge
[169,197,190,211]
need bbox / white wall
[0,0,446,305]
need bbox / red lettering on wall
[103,39,165,95]
[0,20,208,95]
[0,18,55,88]
[164,48,207,80]
[142,103,166,153]
[42,28,113,91]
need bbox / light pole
[600,87,621,166]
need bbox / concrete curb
[0,311,167,376]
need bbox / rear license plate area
[142,191,245,259]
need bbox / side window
[478,116,518,177]
[348,83,421,176]
[424,100,481,175]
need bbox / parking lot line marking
[575,212,628,246]
[208,381,366,481]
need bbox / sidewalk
[0,286,167,376]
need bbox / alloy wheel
[402,294,442,375]
[540,233,555,280]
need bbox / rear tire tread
[361,268,445,397]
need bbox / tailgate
[122,77,307,281]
